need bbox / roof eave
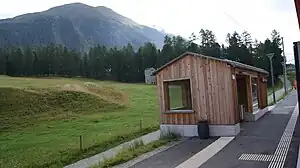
[152,51,269,76]
[227,62,269,76]
[152,52,191,76]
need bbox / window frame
[163,78,194,113]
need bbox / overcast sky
[0,0,299,63]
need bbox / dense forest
[0,29,284,84]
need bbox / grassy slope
[0,76,159,168]
[267,79,283,96]
[287,72,296,85]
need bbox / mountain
[0,3,166,51]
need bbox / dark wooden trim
[163,78,192,111]
[231,68,239,123]
[165,110,194,114]
[163,82,170,110]
[245,75,253,113]
[163,77,190,82]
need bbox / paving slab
[129,137,218,168]
[283,109,300,168]
[199,90,298,168]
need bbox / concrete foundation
[160,123,240,137]
[244,106,269,122]
[209,123,240,137]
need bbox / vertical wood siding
[231,68,239,123]
[245,75,253,113]
[257,74,268,109]
[157,55,236,125]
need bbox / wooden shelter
[153,52,269,137]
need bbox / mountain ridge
[0,3,166,51]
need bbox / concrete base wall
[160,123,240,137]
[244,106,269,122]
[160,124,198,137]
[209,123,240,137]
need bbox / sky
[0,0,299,64]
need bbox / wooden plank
[163,78,170,123]
[163,77,191,82]
[219,62,230,125]
[235,68,258,78]
[228,65,235,124]
[164,68,170,112]
[189,57,199,124]
[172,113,176,124]
[207,59,214,124]
[168,65,173,124]
[264,76,268,108]
[257,74,263,109]
[160,72,168,124]
[197,57,202,121]
[257,77,261,109]
[178,58,182,79]
[260,81,264,109]
[226,65,232,124]
[231,68,239,124]
[204,59,213,124]
[255,77,260,108]
[220,63,227,124]
[196,57,202,121]
[203,58,210,123]
[210,61,215,123]
[199,58,207,121]
[226,66,234,124]
[193,56,200,123]
[179,113,183,124]
[174,60,179,78]
[260,75,268,108]
[156,74,163,124]
[245,75,253,113]
[211,60,218,124]
[180,58,187,124]
[170,63,178,125]
[228,68,235,124]
[185,56,192,124]
[264,79,268,107]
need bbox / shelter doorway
[236,74,250,122]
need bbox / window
[163,79,193,112]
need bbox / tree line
[0,29,284,84]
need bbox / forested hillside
[0,29,284,84]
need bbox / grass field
[0,76,160,168]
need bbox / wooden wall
[156,55,236,125]
[258,75,268,109]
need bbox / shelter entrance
[236,74,255,122]
[235,73,267,122]
[236,75,247,122]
